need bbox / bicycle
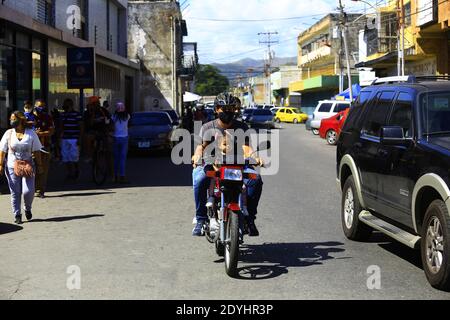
[92,133,110,186]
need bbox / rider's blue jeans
[192,166,263,222]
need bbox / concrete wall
[89,0,108,50]
[128,1,182,111]
[2,0,37,19]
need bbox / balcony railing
[299,45,332,66]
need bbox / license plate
[138,141,150,148]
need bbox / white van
[310,100,351,135]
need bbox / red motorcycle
[203,142,269,277]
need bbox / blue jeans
[5,166,35,216]
[192,166,263,222]
[113,137,128,177]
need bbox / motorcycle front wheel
[224,211,240,277]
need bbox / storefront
[1,18,139,132]
[0,20,47,130]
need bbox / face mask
[10,120,20,128]
[219,111,235,124]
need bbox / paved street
[1,124,450,300]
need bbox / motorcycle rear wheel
[224,211,240,277]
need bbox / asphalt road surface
[1,124,450,299]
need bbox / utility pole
[338,0,353,102]
[258,31,278,104]
[396,0,406,76]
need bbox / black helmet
[214,93,241,109]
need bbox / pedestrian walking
[60,98,83,181]
[0,111,43,224]
[33,99,55,198]
[23,101,36,129]
[111,101,130,183]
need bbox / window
[404,2,411,26]
[362,91,395,137]
[36,0,55,27]
[286,109,293,114]
[279,109,285,113]
[318,103,332,112]
[343,91,372,130]
[335,103,350,112]
[388,92,413,137]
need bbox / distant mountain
[211,57,297,82]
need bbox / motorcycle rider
[191,93,263,237]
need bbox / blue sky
[182,0,385,64]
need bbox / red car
[319,108,349,145]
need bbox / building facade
[289,13,365,114]
[356,0,450,77]
[0,0,140,131]
[128,0,197,115]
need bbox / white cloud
[183,0,379,64]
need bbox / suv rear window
[318,103,333,112]
[362,91,395,137]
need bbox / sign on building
[417,0,437,27]
[67,47,95,89]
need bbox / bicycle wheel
[92,148,108,185]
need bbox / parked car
[270,107,282,115]
[319,109,349,145]
[274,107,308,124]
[129,112,174,152]
[311,100,351,135]
[162,109,180,126]
[247,109,275,129]
[241,108,254,123]
[336,75,450,290]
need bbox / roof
[362,81,450,93]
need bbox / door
[285,109,294,122]
[125,76,133,113]
[377,91,415,227]
[278,108,286,121]
[357,91,396,213]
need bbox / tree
[194,64,229,96]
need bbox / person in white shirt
[0,111,43,224]
[111,102,130,184]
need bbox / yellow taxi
[274,107,308,124]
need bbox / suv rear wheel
[341,175,372,241]
[312,128,319,135]
[421,199,450,290]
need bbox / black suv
[336,76,450,290]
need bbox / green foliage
[194,65,229,96]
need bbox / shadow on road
[44,152,193,193]
[44,191,115,198]
[231,241,346,280]
[0,223,23,235]
[28,214,104,223]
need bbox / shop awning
[335,83,361,100]
[183,91,201,102]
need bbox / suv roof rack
[370,76,415,85]
[371,75,450,86]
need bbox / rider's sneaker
[192,220,205,236]
[241,206,249,217]
[247,220,259,237]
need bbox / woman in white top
[0,111,43,224]
[111,102,130,183]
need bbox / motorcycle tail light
[247,173,258,180]
[223,168,243,181]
